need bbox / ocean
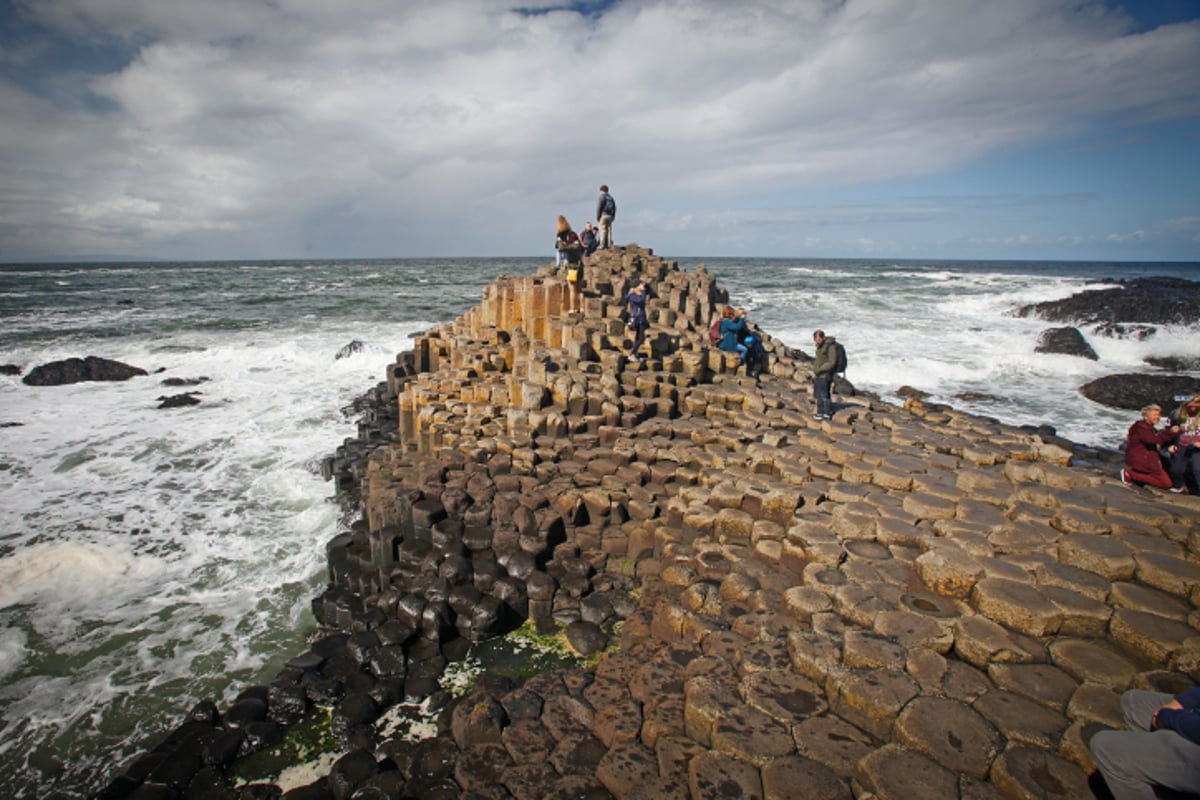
[0,255,1197,797]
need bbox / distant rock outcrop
[156,392,202,409]
[22,356,148,386]
[0,364,21,376]
[336,340,368,360]
[1015,276,1200,330]
[1079,373,1198,411]
[1034,327,1098,360]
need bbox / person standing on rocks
[596,185,616,250]
[811,329,838,420]
[555,215,579,268]
[624,277,649,362]
[1121,404,1178,489]
[1089,687,1200,799]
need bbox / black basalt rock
[22,355,148,386]
[1079,373,1199,411]
[1034,327,1099,360]
[157,392,202,408]
[1015,276,1200,327]
[0,364,22,376]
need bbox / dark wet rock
[336,340,369,360]
[0,364,22,376]
[225,696,268,727]
[1146,354,1200,372]
[565,621,608,656]
[1015,276,1200,326]
[184,766,237,800]
[955,392,1002,403]
[161,376,210,387]
[281,781,334,800]
[22,355,148,386]
[238,721,283,757]
[157,392,203,408]
[1034,327,1098,360]
[327,749,378,800]
[1078,373,1198,411]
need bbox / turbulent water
[0,255,1196,797]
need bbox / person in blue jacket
[624,277,649,361]
[718,306,748,362]
[1090,687,1200,799]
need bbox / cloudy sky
[1,0,1198,263]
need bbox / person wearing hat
[1122,404,1179,490]
[1167,394,1200,493]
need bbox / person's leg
[1121,690,1173,731]
[631,323,646,356]
[1125,466,1174,489]
[813,375,832,417]
[1167,449,1188,489]
[599,214,613,249]
[735,343,748,363]
[1090,727,1200,800]
[1186,447,1200,493]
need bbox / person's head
[722,306,735,319]
[557,215,570,234]
[600,184,609,193]
[813,329,826,345]
[1141,404,1162,424]
[736,307,747,318]
[1186,395,1200,417]
[584,222,593,231]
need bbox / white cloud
[0,0,1198,259]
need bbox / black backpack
[603,195,616,216]
[833,342,847,374]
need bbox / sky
[1,0,1198,263]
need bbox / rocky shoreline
[86,247,1199,800]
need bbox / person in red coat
[1122,404,1179,489]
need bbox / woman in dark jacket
[1123,404,1179,489]
[624,277,649,361]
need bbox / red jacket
[1125,419,1174,473]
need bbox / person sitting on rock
[580,222,599,255]
[1122,404,1178,490]
[1167,393,1200,493]
[718,306,748,363]
[1089,687,1200,799]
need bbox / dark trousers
[630,322,647,355]
[813,375,833,416]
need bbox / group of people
[714,306,767,378]
[553,185,618,315]
[1122,394,1200,493]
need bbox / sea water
[0,256,1196,797]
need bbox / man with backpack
[596,185,616,250]
[812,329,846,420]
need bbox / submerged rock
[1079,373,1198,411]
[157,392,203,409]
[1035,327,1098,360]
[22,356,148,386]
[0,364,21,376]
[335,340,368,360]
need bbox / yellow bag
[567,268,579,282]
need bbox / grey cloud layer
[1,0,1198,259]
